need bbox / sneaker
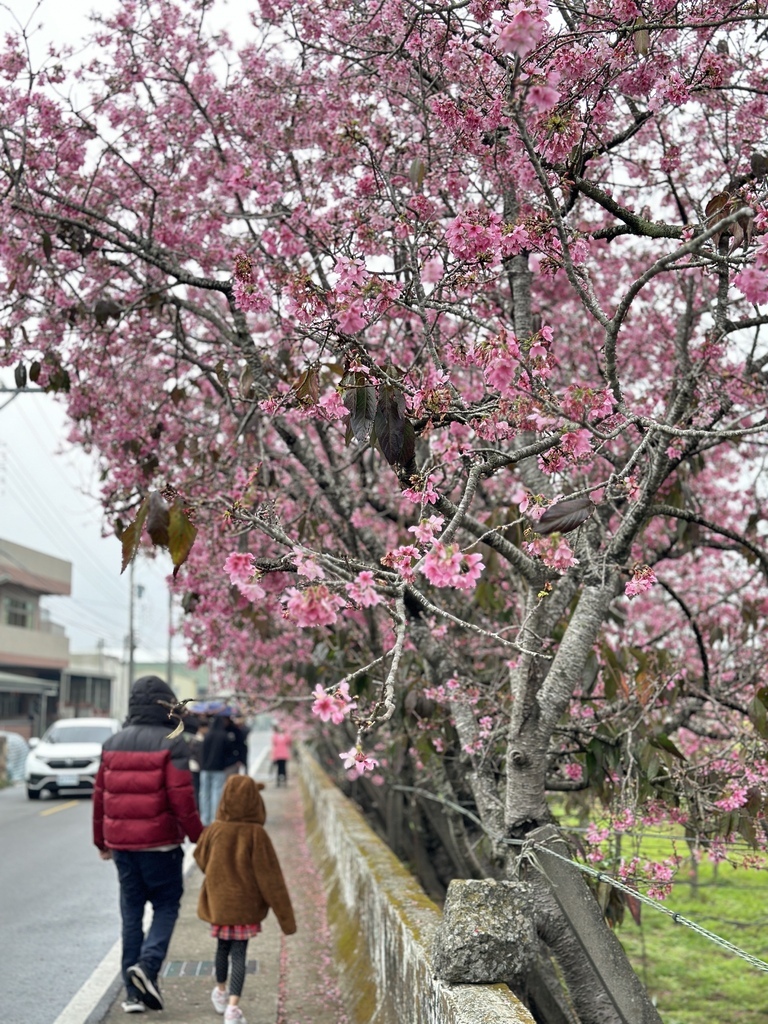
[224,1007,246,1023]
[121,998,147,1014]
[127,964,164,1011]
[212,986,228,1014]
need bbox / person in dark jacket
[93,676,204,1014]
[199,712,246,826]
[195,774,296,1022]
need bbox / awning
[0,671,59,696]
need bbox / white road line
[52,849,198,1024]
[51,937,121,1024]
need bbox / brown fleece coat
[194,775,296,934]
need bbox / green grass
[610,840,768,1023]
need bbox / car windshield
[42,725,114,745]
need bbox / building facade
[0,539,73,737]
[0,538,206,737]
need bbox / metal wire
[516,837,768,974]
[387,784,768,972]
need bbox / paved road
[0,729,274,1024]
[0,784,120,1024]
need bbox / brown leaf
[93,298,121,326]
[374,384,414,466]
[239,364,255,400]
[531,496,596,535]
[167,498,197,577]
[633,16,649,56]
[295,366,320,406]
[625,892,642,926]
[342,371,376,444]
[215,360,230,387]
[409,157,427,190]
[146,489,170,547]
[705,191,754,253]
[165,719,185,740]
[120,497,150,574]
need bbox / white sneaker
[212,986,228,1014]
[224,1007,246,1023]
[121,998,147,1014]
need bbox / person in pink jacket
[270,726,292,787]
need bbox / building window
[93,678,111,713]
[69,676,87,707]
[5,597,34,628]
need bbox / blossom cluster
[223,551,266,602]
[420,542,485,591]
[311,681,357,724]
[282,584,346,627]
[339,745,379,778]
[625,564,657,598]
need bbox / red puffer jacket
[93,723,204,851]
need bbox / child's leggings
[215,938,248,997]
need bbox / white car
[25,717,121,800]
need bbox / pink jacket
[271,732,291,761]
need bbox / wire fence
[393,784,768,974]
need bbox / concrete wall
[0,539,72,595]
[297,749,535,1024]
[0,621,69,668]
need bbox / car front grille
[47,759,92,769]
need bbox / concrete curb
[298,748,535,1024]
[53,846,199,1024]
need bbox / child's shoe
[224,1006,246,1023]
[211,986,228,1014]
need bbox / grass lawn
[611,844,768,1023]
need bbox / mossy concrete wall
[297,749,535,1024]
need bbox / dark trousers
[113,847,184,995]
[274,758,287,785]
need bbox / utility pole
[167,586,174,689]
[128,560,135,688]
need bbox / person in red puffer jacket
[93,675,204,1015]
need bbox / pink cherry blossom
[345,570,382,607]
[312,682,357,723]
[282,585,346,628]
[339,746,380,777]
[292,547,325,580]
[421,543,485,591]
[224,552,257,585]
[496,11,545,59]
[408,514,445,545]
[625,565,657,598]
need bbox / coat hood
[216,774,266,825]
[127,675,177,727]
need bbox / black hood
[127,675,177,727]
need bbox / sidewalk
[101,778,350,1024]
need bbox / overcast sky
[0,382,185,660]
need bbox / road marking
[52,937,122,1024]
[51,848,199,1024]
[41,800,79,816]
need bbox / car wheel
[26,788,41,800]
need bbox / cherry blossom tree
[3,0,768,1013]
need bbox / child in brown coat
[194,775,296,1023]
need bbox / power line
[3,445,128,604]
